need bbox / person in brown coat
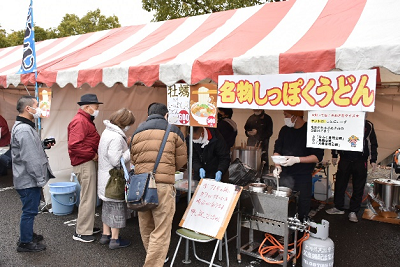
[130,103,187,267]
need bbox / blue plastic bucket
[49,182,77,215]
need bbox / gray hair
[16,95,36,114]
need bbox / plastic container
[49,182,77,215]
[314,177,332,201]
[48,182,76,194]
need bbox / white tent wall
[1,69,400,204]
[0,83,167,203]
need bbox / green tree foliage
[5,30,25,47]
[142,0,281,22]
[0,27,10,48]
[0,9,120,48]
[57,9,120,37]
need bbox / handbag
[122,123,172,211]
[105,163,125,200]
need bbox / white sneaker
[348,212,359,223]
[325,207,345,215]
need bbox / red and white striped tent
[1,0,400,89]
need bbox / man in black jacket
[326,119,378,223]
[191,127,231,182]
[244,110,273,169]
[217,108,237,149]
[273,110,324,221]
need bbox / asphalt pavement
[1,171,399,267]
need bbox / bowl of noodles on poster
[190,102,216,126]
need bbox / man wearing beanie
[273,110,324,221]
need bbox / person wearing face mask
[11,95,55,252]
[273,110,324,221]
[97,108,135,249]
[217,108,237,149]
[68,94,103,243]
[244,109,273,171]
[191,127,231,182]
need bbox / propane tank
[302,220,334,267]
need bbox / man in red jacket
[68,94,103,242]
[0,114,11,176]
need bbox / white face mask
[123,126,130,132]
[284,116,297,128]
[28,106,42,119]
[89,106,99,118]
[193,136,204,143]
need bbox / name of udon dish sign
[217,70,376,112]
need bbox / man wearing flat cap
[273,110,324,221]
[68,94,103,242]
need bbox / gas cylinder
[302,220,334,267]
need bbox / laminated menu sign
[307,110,365,152]
[167,83,218,127]
[167,83,190,126]
[189,84,218,127]
[39,87,52,118]
[180,179,242,239]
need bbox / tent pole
[35,71,41,138]
[183,126,193,264]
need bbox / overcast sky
[0,0,154,33]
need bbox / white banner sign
[182,179,236,237]
[307,111,365,152]
[167,83,191,126]
[217,70,376,112]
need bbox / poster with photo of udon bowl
[189,83,218,128]
[39,87,52,118]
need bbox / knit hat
[284,110,304,117]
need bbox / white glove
[332,158,338,166]
[281,156,300,167]
[273,166,282,178]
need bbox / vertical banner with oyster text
[167,83,218,127]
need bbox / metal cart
[237,186,298,266]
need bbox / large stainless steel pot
[248,183,266,193]
[231,147,261,172]
[391,181,400,208]
[373,179,400,210]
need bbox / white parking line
[0,186,14,192]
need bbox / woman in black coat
[190,127,231,181]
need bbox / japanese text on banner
[217,70,376,112]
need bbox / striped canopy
[1,0,400,88]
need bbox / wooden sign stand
[179,178,242,240]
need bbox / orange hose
[258,229,310,264]
[345,190,368,203]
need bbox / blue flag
[17,0,37,74]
